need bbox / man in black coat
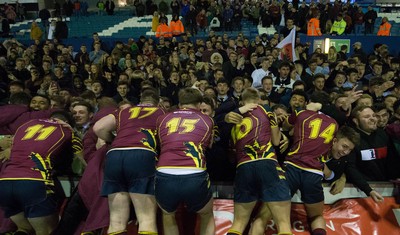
[363,5,377,35]
[0,15,10,37]
[54,17,68,41]
[39,8,51,34]
[105,0,115,15]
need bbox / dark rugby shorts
[154,171,212,213]
[285,163,324,204]
[234,160,291,203]
[101,149,156,196]
[0,180,57,218]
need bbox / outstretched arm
[93,114,116,143]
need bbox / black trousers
[53,188,88,235]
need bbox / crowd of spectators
[0,22,399,180]
[134,0,385,36]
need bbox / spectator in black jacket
[0,15,10,38]
[63,0,74,17]
[54,17,68,41]
[105,0,115,15]
[38,8,51,34]
[350,105,399,181]
[363,5,377,35]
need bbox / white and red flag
[276,28,298,62]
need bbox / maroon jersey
[156,108,214,170]
[0,105,56,135]
[286,110,338,174]
[231,105,277,167]
[111,104,165,152]
[84,107,117,162]
[0,105,28,127]
[0,119,73,185]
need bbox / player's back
[111,104,165,151]
[231,105,277,166]
[0,118,72,180]
[287,110,338,173]
[157,108,214,170]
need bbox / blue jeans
[354,24,364,35]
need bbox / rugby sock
[138,232,158,235]
[312,228,327,235]
[226,229,242,235]
[107,230,128,235]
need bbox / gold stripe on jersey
[46,124,66,161]
[294,109,305,116]
[259,105,278,127]
[0,177,52,181]
[287,114,316,157]
[237,157,278,167]
[258,105,270,115]
[198,114,213,145]
[42,124,66,186]
[285,161,323,176]
[107,147,157,154]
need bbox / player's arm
[209,128,215,149]
[345,152,384,203]
[306,102,322,111]
[93,114,116,143]
[330,173,346,195]
[267,111,281,146]
[369,190,384,203]
[278,132,290,153]
[282,109,300,132]
[282,115,292,131]
[324,157,346,194]
[323,162,335,181]
[96,138,107,150]
[271,126,281,146]
[341,86,362,115]
[223,103,258,124]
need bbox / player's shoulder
[319,111,338,123]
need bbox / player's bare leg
[227,201,257,234]
[10,212,34,234]
[27,213,58,235]
[196,197,215,235]
[305,201,326,235]
[107,192,131,233]
[160,208,178,235]
[129,193,158,234]
[267,201,292,235]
